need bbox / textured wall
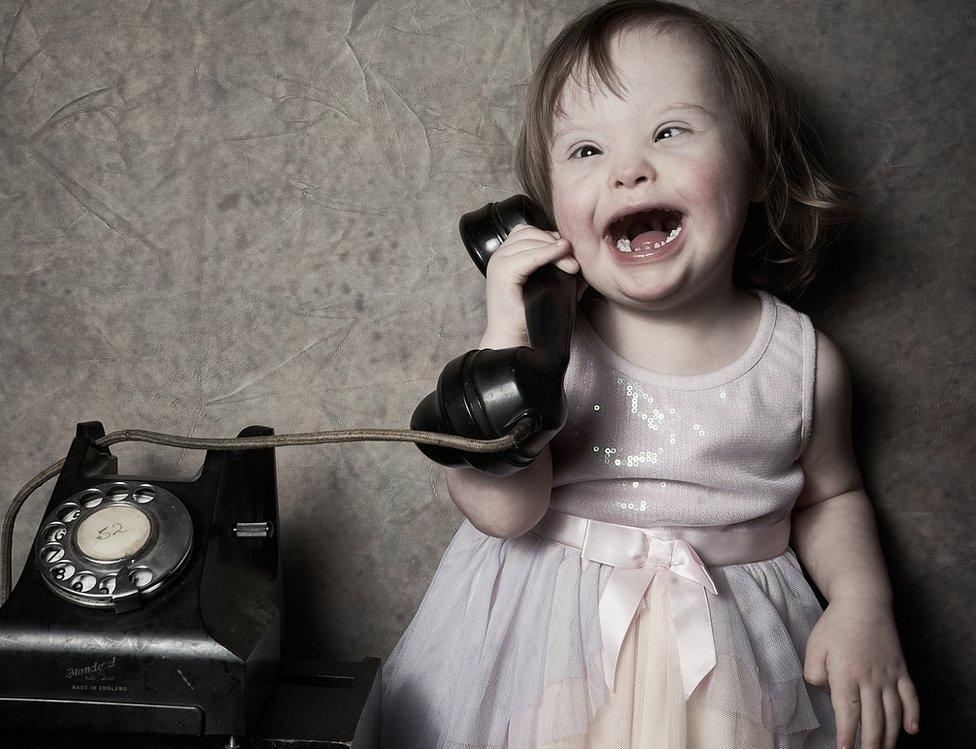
[0,0,972,743]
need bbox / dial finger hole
[58,504,81,523]
[70,573,97,593]
[80,490,103,509]
[98,575,117,595]
[107,484,131,502]
[40,544,64,564]
[132,485,156,503]
[51,562,76,581]
[43,524,67,543]
[129,568,154,589]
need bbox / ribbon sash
[529,511,791,700]
[598,536,718,697]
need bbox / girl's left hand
[803,597,920,749]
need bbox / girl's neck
[580,284,762,377]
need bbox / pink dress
[381,289,848,748]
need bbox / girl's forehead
[554,28,718,121]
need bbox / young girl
[382,2,920,747]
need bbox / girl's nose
[612,158,654,189]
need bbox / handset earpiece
[411,195,578,476]
[459,194,554,276]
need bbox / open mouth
[604,208,684,254]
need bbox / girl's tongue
[607,210,684,253]
[629,229,669,252]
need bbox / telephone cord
[0,418,536,603]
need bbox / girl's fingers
[492,238,578,278]
[497,237,566,256]
[858,686,884,749]
[505,238,572,262]
[507,224,558,244]
[803,637,829,687]
[881,687,903,749]
[897,676,920,734]
[556,261,580,274]
[831,679,861,749]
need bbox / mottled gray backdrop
[0,0,972,743]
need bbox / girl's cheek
[555,174,597,229]
[683,159,725,202]
[553,192,587,235]
[683,157,748,227]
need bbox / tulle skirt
[381,519,845,748]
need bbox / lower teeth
[615,226,682,253]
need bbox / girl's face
[549,27,760,310]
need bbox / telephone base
[0,657,381,748]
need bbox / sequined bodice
[548,289,817,530]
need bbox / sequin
[593,405,600,411]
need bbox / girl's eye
[656,126,686,141]
[570,127,686,158]
[570,144,602,159]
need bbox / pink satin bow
[596,532,718,698]
[528,510,792,701]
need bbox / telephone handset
[411,194,578,476]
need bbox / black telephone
[411,194,578,476]
[0,422,282,739]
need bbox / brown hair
[514,0,860,301]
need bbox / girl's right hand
[480,223,585,349]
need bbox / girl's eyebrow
[552,103,712,142]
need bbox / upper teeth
[615,225,682,253]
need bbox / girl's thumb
[803,642,828,687]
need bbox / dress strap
[527,510,792,699]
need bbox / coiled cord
[0,418,536,603]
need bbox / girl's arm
[445,445,552,538]
[790,330,920,749]
[443,330,554,539]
